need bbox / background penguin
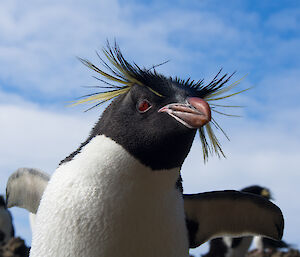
[6,168,49,214]
[6,43,284,257]
[6,168,50,234]
[244,186,292,253]
[0,195,14,245]
[202,185,288,257]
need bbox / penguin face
[124,82,211,130]
[241,185,272,200]
[92,82,211,170]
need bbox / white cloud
[0,0,125,95]
[0,92,94,190]
[0,93,97,244]
[0,0,284,99]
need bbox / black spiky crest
[73,41,249,162]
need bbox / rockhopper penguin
[6,43,284,257]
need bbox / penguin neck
[58,134,181,191]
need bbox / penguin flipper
[262,237,292,249]
[6,168,50,213]
[184,190,284,248]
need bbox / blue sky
[0,0,299,255]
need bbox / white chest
[30,135,189,257]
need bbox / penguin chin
[158,97,211,129]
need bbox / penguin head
[241,185,273,200]
[92,78,211,170]
[73,42,246,169]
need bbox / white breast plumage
[30,134,189,257]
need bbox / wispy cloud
[0,93,94,186]
[1,0,298,101]
[0,92,94,243]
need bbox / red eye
[137,100,152,113]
